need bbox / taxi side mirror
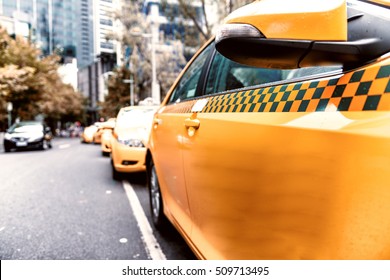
[215,0,390,69]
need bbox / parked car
[80,123,101,143]
[111,106,158,180]
[93,118,115,145]
[3,121,52,152]
[100,118,116,156]
[146,0,390,259]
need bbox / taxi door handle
[153,118,162,125]
[184,118,200,129]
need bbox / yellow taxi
[99,118,116,156]
[111,106,158,180]
[146,0,390,259]
[81,122,101,143]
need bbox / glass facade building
[0,0,94,68]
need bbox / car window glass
[169,43,213,103]
[10,123,43,133]
[117,108,156,128]
[206,50,342,95]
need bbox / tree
[100,0,252,115]
[99,65,132,119]
[102,0,186,113]
[0,27,84,129]
[167,0,254,47]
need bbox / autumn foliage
[0,27,84,130]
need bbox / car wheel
[40,140,49,150]
[111,160,121,181]
[4,147,10,153]
[148,158,166,229]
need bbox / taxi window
[205,51,283,95]
[169,43,213,103]
[206,50,342,95]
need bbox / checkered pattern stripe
[164,63,390,114]
[163,99,198,113]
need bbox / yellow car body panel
[179,111,390,259]
[147,0,390,259]
[111,106,158,174]
[149,51,390,259]
[370,0,390,6]
[101,129,113,154]
[150,111,194,237]
[111,140,147,172]
[99,119,115,154]
[224,0,347,41]
[93,129,103,144]
[81,125,98,143]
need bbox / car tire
[4,147,10,153]
[111,160,121,181]
[40,140,49,150]
[148,158,167,229]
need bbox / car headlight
[4,133,12,140]
[117,138,145,148]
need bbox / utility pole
[150,3,160,104]
[123,78,134,106]
[7,102,13,128]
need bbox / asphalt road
[0,137,196,260]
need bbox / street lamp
[135,32,159,104]
[7,102,13,128]
[129,3,160,105]
[122,78,134,106]
[150,4,160,104]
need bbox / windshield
[116,108,156,128]
[9,122,44,133]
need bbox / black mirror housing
[216,1,390,69]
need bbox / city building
[93,0,123,65]
[141,0,206,59]
[78,0,123,124]
[0,0,95,68]
[0,0,122,123]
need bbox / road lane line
[58,144,71,149]
[122,180,166,260]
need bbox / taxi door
[178,49,290,259]
[151,43,214,237]
[180,46,390,259]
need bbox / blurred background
[0,0,252,133]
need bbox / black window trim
[166,40,350,104]
[167,40,215,105]
[196,41,344,99]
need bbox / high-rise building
[0,0,95,68]
[77,0,123,124]
[93,0,122,65]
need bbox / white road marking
[122,180,166,260]
[0,226,5,232]
[119,238,128,243]
[59,144,71,149]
